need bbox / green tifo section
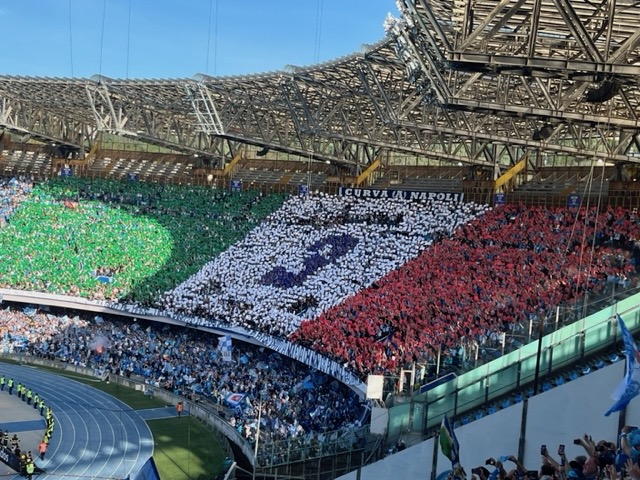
[0,178,286,305]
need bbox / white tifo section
[339,360,635,479]
[162,194,489,336]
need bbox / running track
[0,363,153,480]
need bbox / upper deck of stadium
[0,0,638,187]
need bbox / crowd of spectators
[0,177,32,228]
[468,429,640,480]
[3,176,640,385]
[0,177,285,304]
[162,193,490,336]
[6,176,640,475]
[0,307,84,353]
[291,205,640,377]
[0,306,366,453]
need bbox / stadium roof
[1,0,640,171]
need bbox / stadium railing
[384,287,640,448]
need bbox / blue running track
[0,363,154,480]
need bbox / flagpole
[430,428,439,480]
[532,316,544,395]
[252,402,262,480]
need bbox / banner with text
[338,187,464,202]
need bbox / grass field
[148,416,226,480]
[10,362,228,479]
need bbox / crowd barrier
[385,290,640,447]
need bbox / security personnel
[7,378,14,395]
[33,393,39,409]
[0,374,5,391]
[25,459,35,480]
[45,423,53,441]
[2,430,8,446]
[38,438,47,460]
[26,389,32,405]
[10,433,19,450]
[16,383,21,399]
[39,399,45,416]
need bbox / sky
[0,0,398,79]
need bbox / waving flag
[224,393,246,409]
[439,416,461,467]
[218,335,233,362]
[605,314,640,416]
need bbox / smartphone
[541,445,548,456]
[558,444,565,456]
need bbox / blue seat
[514,393,524,403]
[568,371,579,381]
[595,359,605,369]
[555,376,565,386]
[501,399,511,409]
[487,405,498,414]
[542,382,552,392]
[475,410,484,420]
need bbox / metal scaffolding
[0,0,638,177]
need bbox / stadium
[1,0,640,479]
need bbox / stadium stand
[0,177,286,304]
[292,204,640,376]
[2,0,640,477]
[0,177,32,227]
[3,176,640,385]
[161,193,490,336]
[1,162,640,478]
[0,151,49,178]
[0,305,366,459]
[370,165,468,192]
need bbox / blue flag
[224,392,246,409]
[605,314,640,416]
[439,416,461,467]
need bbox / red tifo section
[291,205,640,377]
